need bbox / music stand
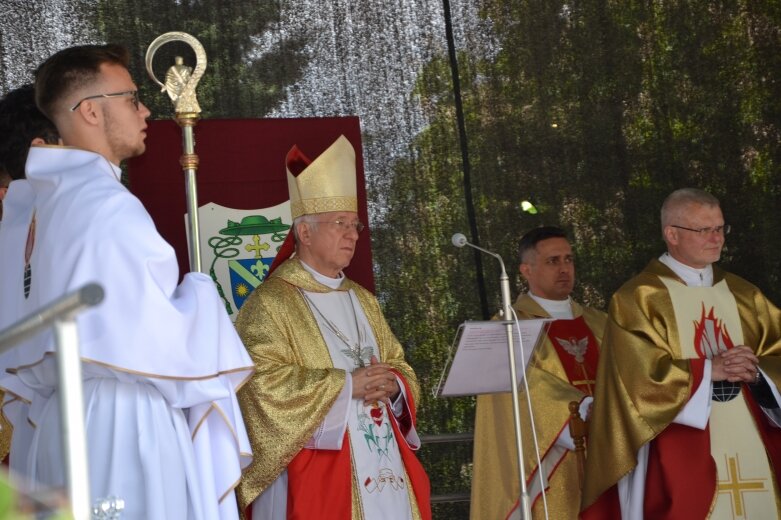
[436,318,551,519]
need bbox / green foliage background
[3,0,781,517]
[373,1,781,516]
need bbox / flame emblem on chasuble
[694,303,735,359]
[694,304,740,402]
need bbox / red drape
[127,116,374,292]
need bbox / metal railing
[0,283,104,520]
[420,431,474,504]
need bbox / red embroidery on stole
[693,303,735,359]
[546,316,600,395]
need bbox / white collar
[528,293,574,320]
[26,146,120,185]
[300,260,345,290]
[659,252,713,287]
[109,161,122,182]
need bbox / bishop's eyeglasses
[70,90,140,112]
[315,219,365,233]
[670,224,731,236]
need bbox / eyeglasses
[315,219,365,233]
[670,224,731,236]
[70,90,140,112]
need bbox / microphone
[451,232,504,266]
[450,232,512,318]
[451,233,468,248]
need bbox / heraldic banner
[127,117,373,320]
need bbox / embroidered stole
[547,316,600,395]
[662,278,776,519]
[305,288,414,519]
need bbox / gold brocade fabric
[470,295,607,520]
[581,259,781,511]
[234,258,421,514]
[0,391,10,462]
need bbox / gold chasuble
[581,259,781,520]
[471,294,606,520]
[0,391,10,461]
[661,278,776,518]
[235,258,429,520]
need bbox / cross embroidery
[555,335,594,395]
[717,455,767,517]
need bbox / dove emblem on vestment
[556,336,589,363]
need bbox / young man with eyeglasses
[582,188,781,519]
[0,44,255,519]
[234,135,430,520]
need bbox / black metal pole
[442,0,490,319]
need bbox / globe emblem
[712,380,741,402]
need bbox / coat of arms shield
[192,201,292,320]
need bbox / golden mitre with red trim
[286,134,357,219]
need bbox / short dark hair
[518,226,568,264]
[0,84,59,180]
[34,44,130,120]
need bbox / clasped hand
[711,345,759,383]
[352,355,400,404]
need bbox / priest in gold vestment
[471,226,607,519]
[582,188,781,519]
[235,135,430,520]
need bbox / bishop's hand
[351,355,401,404]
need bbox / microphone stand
[453,235,532,519]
